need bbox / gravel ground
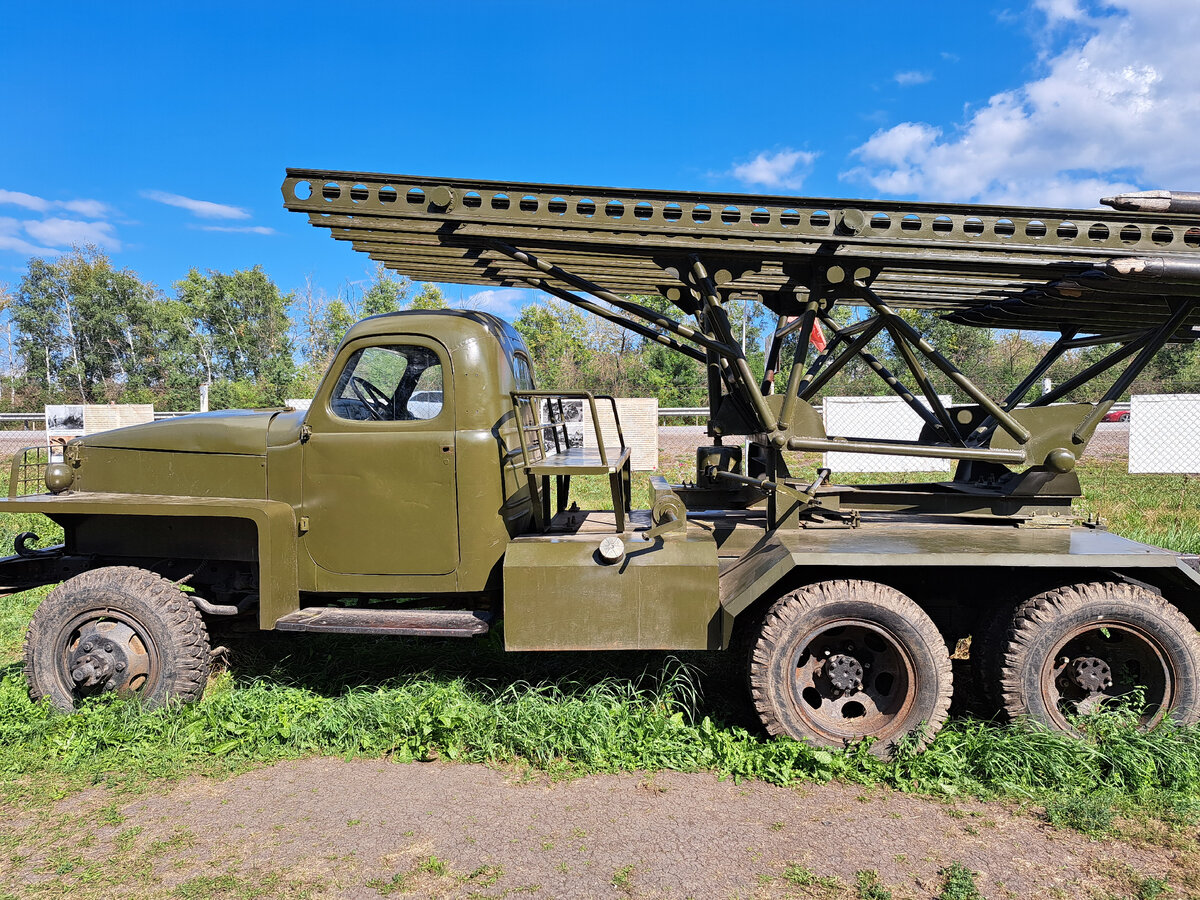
[4,757,1183,899]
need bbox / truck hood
[77,409,281,456]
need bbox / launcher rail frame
[282,170,1200,521]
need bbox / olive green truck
[3,170,1200,757]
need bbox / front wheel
[748,580,953,757]
[24,566,211,711]
[999,581,1200,730]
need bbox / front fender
[0,492,299,627]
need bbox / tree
[514,301,592,390]
[14,247,162,403]
[359,263,411,316]
[409,283,447,310]
[173,266,296,404]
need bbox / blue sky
[3,0,1198,321]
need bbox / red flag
[773,316,828,360]
[810,320,827,353]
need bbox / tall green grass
[4,639,1200,827]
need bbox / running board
[273,608,491,637]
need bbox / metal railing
[509,391,626,470]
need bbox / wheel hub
[825,653,864,692]
[65,621,145,695]
[1068,656,1112,692]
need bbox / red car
[1102,409,1131,423]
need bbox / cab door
[301,335,457,576]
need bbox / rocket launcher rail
[282,169,1200,485]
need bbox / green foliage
[359,263,411,317]
[937,863,982,900]
[409,283,446,310]
[514,301,591,390]
[854,869,892,900]
[14,247,167,403]
[1042,790,1117,834]
[175,266,295,403]
[8,251,301,411]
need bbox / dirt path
[4,758,1187,900]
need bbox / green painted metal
[0,492,298,626]
[503,531,719,651]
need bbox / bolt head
[81,641,93,652]
[103,643,114,654]
[115,661,126,672]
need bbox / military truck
[3,171,1200,757]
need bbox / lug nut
[115,661,126,672]
[103,643,114,653]
[81,642,93,652]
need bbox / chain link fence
[1128,394,1200,474]
[657,396,1149,475]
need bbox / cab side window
[331,345,443,421]
[513,353,535,391]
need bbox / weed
[612,864,635,891]
[113,826,143,852]
[418,855,447,876]
[855,869,892,899]
[782,864,842,890]
[1043,792,1115,835]
[463,865,504,887]
[367,872,408,896]
[938,863,983,900]
[97,803,124,826]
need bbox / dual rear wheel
[747,578,1200,756]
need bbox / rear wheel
[999,582,1200,730]
[24,566,210,711]
[748,580,953,757]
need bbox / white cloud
[1035,0,1090,24]
[0,189,111,218]
[894,70,933,86]
[195,225,278,235]
[462,288,536,319]
[24,218,121,251]
[843,0,1200,206]
[0,190,51,213]
[141,190,250,220]
[0,217,60,256]
[729,149,818,191]
[58,198,112,218]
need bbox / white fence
[1129,394,1200,474]
[822,396,953,473]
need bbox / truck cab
[276,309,538,598]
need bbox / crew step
[273,607,491,637]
